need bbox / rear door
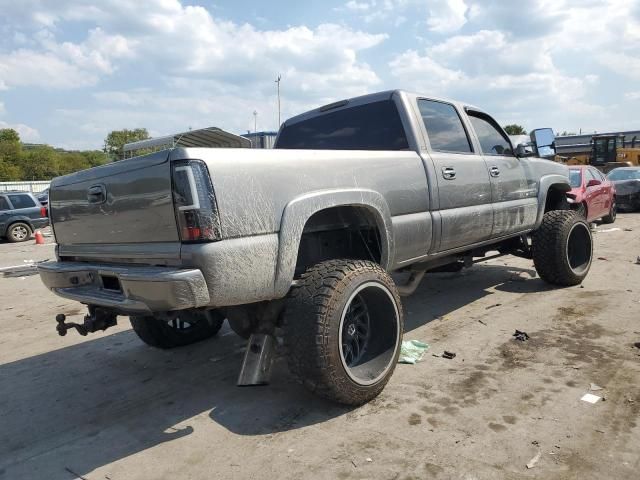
[417,99,493,252]
[588,168,608,216]
[466,112,538,237]
[5,193,39,220]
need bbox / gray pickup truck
[39,90,593,405]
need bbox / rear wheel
[130,310,224,349]
[601,199,617,224]
[6,222,32,243]
[532,210,592,286]
[283,259,403,405]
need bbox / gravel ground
[0,216,639,480]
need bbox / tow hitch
[56,306,118,336]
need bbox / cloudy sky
[0,0,639,150]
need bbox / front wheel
[283,259,403,405]
[130,310,225,349]
[532,210,593,286]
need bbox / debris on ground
[589,383,604,391]
[597,257,609,261]
[526,451,542,469]
[398,340,430,364]
[596,227,621,233]
[634,342,640,349]
[486,303,502,310]
[478,319,487,326]
[513,330,530,342]
[366,458,372,463]
[636,256,640,265]
[624,228,633,232]
[581,393,602,404]
[442,351,456,360]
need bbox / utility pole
[275,74,282,128]
[253,110,258,148]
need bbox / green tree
[17,147,59,180]
[104,128,149,161]
[503,124,527,135]
[0,129,22,180]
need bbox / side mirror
[516,143,534,157]
[586,179,601,187]
[530,128,556,158]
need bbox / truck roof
[283,89,483,127]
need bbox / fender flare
[534,174,571,229]
[273,188,394,297]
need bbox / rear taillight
[171,160,221,242]
[40,206,47,218]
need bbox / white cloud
[625,91,640,101]
[0,121,40,142]
[426,0,468,33]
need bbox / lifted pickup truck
[39,90,592,405]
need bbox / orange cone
[34,230,45,245]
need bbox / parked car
[607,167,640,211]
[37,188,49,207]
[39,90,592,405]
[0,191,49,242]
[568,165,616,223]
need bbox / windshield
[569,169,582,187]
[608,169,640,181]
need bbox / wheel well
[294,206,382,276]
[544,185,570,212]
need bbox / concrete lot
[0,216,639,480]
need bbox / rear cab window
[275,100,409,150]
[8,194,36,209]
[417,99,472,153]
[467,112,514,156]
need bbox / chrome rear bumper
[38,261,210,313]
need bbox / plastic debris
[513,330,530,342]
[398,340,430,364]
[589,383,604,391]
[442,351,456,360]
[486,303,502,310]
[595,227,621,233]
[526,451,541,469]
[581,393,601,404]
[366,458,372,463]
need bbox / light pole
[253,110,258,148]
[275,74,281,128]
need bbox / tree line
[0,128,150,181]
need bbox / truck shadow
[0,262,547,479]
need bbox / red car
[568,165,616,223]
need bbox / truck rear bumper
[38,261,210,314]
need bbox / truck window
[8,194,36,209]
[275,100,409,150]
[0,196,9,211]
[417,99,472,153]
[468,113,514,156]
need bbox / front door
[417,99,493,252]
[466,112,538,237]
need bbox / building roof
[123,127,251,154]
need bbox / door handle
[442,166,456,180]
[87,185,106,204]
[489,166,500,177]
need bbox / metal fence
[0,181,50,193]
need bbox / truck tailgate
[50,151,180,250]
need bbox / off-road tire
[601,199,617,224]
[283,259,403,405]
[130,310,224,349]
[532,210,592,286]
[6,222,32,243]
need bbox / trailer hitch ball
[55,307,118,337]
